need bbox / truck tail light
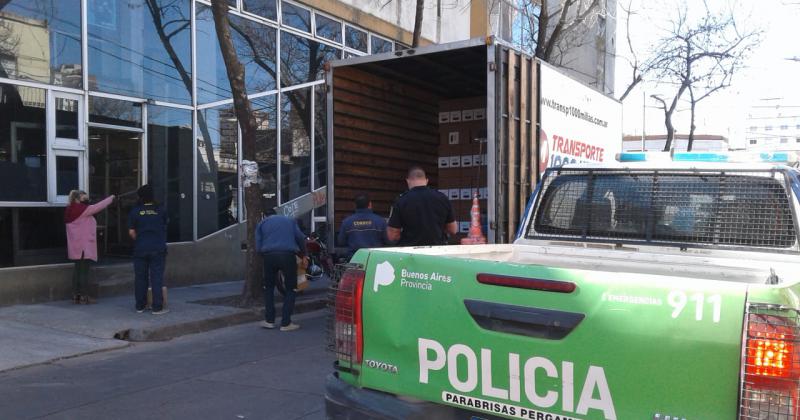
[740,306,800,419]
[333,268,365,368]
[477,273,576,293]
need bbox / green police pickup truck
[326,153,800,420]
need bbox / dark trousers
[262,252,297,326]
[134,251,166,310]
[72,258,90,296]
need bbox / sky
[613,0,800,148]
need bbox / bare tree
[650,1,759,151]
[412,0,425,47]
[616,0,665,101]
[515,0,603,64]
[210,0,263,304]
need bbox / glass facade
[0,0,395,267]
[89,97,143,128]
[281,2,311,33]
[148,105,194,242]
[371,36,393,54]
[345,25,368,53]
[197,104,239,238]
[0,83,47,202]
[244,0,277,21]
[315,14,342,44]
[280,31,340,87]
[280,87,311,203]
[252,95,278,211]
[195,4,276,104]
[88,0,192,104]
[0,0,82,87]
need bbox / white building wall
[334,0,471,44]
[745,101,800,151]
[622,139,729,152]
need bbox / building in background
[0,0,616,304]
[496,0,617,95]
[622,134,729,152]
[744,98,800,151]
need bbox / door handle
[464,299,584,340]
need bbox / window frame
[47,90,86,204]
[313,10,343,45]
[241,0,279,23]
[344,24,369,55]
[280,0,312,34]
[369,33,394,54]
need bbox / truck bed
[373,242,800,284]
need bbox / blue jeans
[134,251,166,311]
[262,252,297,327]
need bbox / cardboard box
[461,155,473,167]
[462,109,474,121]
[459,221,471,233]
[448,156,461,168]
[448,189,460,200]
[438,157,450,168]
[474,108,486,120]
[460,188,474,200]
[438,112,451,123]
[449,111,462,123]
[472,154,483,166]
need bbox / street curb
[0,341,131,374]
[118,295,329,342]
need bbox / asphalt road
[0,310,330,420]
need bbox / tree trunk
[412,0,424,47]
[688,88,696,152]
[210,0,263,305]
[663,111,675,152]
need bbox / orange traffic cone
[461,192,487,245]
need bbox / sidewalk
[0,279,330,373]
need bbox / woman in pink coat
[64,190,115,304]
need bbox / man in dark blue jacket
[338,193,387,259]
[128,184,168,315]
[255,208,306,331]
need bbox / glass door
[88,127,142,257]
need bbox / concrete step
[89,263,134,298]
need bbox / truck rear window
[528,170,797,249]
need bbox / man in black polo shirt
[387,166,457,246]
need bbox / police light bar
[617,151,798,164]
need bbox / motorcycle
[275,231,334,296]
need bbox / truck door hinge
[489,62,497,72]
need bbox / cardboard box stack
[436,97,488,243]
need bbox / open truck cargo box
[325,37,621,250]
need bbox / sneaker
[261,321,275,329]
[152,308,170,315]
[280,323,300,332]
[136,307,146,313]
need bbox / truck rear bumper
[325,373,504,420]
